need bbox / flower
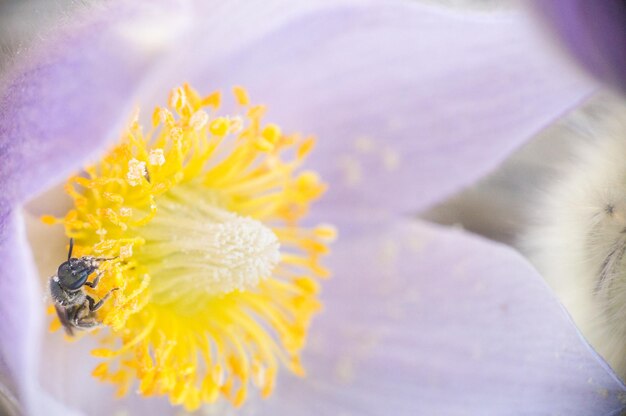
[1,1,625,415]
[43,83,332,410]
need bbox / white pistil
[138,183,281,304]
[205,215,280,292]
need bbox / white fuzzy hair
[524,101,626,378]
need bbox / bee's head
[57,260,90,291]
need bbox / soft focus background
[0,0,98,72]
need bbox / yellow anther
[41,215,58,225]
[209,117,229,136]
[189,111,209,131]
[169,86,187,113]
[149,149,166,166]
[292,171,325,201]
[152,108,162,127]
[254,137,275,152]
[297,138,316,159]
[294,277,319,294]
[152,107,175,127]
[262,123,281,145]
[92,363,109,378]
[91,348,116,358]
[201,91,221,109]
[233,86,250,106]
[314,224,338,241]
[247,105,266,120]
[169,127,183,142]
[49,318,62,332]
[182,83,202,109]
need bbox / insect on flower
[3,1,625,414]
[49,238,118,336]
[40,84,333,410]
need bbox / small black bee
[49,238,118,336]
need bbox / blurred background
[0,0,98,72]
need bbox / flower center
[42,84,334,410]
[141,182,280,305]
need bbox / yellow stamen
[44,85,332,410]
[233,86,250,106]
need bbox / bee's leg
[65,302,101,335]
[74,315,101,331]
[86,287,119,312]
[84,270,103,289]
[92,255,118,262]
[71,302,88,325]
[72,302,101,331]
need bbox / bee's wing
[53,304,75,337]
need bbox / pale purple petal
[167,1,598,215]
[22,217,626,415]
[244,219,625,415]
[0,209,68,416]
[0,0,340,206]
[2,2,597,217]
[0,0,200,205]
[533,1,626,93]
[36,333,172,415]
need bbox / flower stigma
[41,84,336,410]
